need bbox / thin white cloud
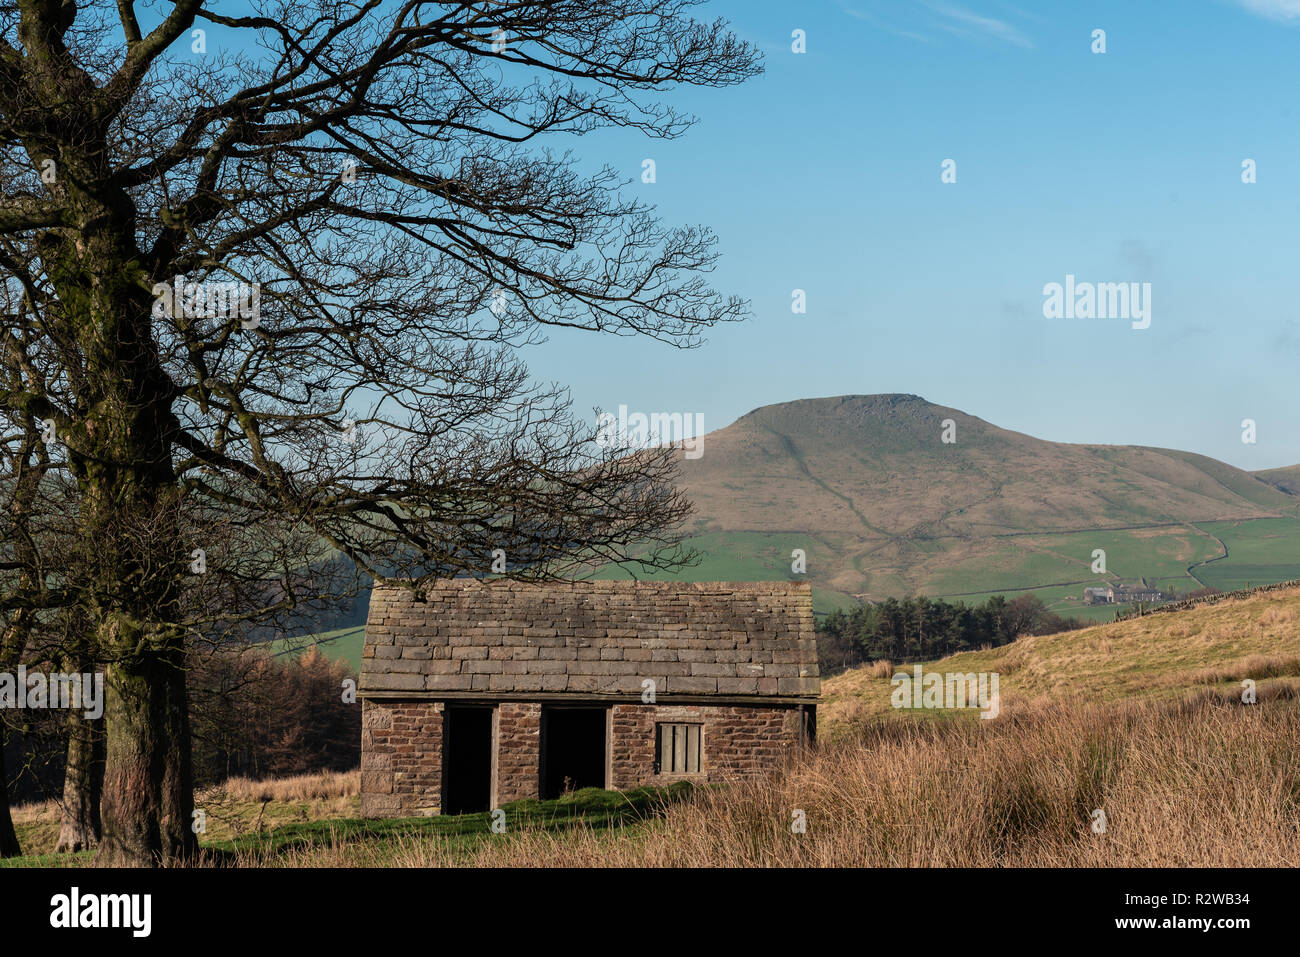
[917,0,1034,47]
[841,4,933,43]
[1234,0,1300,21]
[991,1,1050,25]
[842,1,1032,47]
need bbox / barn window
[656,723,702,774]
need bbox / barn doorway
[443,705,493,815]
[540,706,608,799]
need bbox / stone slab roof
[359,579,819,700]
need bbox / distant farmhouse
[358,580,819,817]
[1083,585,1113,604]
[1084,582,1169,605]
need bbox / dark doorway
[541,707,607,799]
[443,706,493,815]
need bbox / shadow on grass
[205,781,699,865]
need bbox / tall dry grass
[248,689,1300,867]
[205,770,358,804]
[10,770,363,856]
[1181,654,1300,686]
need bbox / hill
[647,394,1300,618]
[269,626,364,675]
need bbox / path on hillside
[1185,525,1230,588]
[767,428,889,537]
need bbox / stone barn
[358,579,820,817]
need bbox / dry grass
[9,770,361,856]
[188,771,361,844]
[210,770,358,804]
[820,584,1300,728]
[16,692,1299,868]
[232,588,1300,867]
[221,588,1300,866]
[234,691,1300,868]
[1183,654,1300,686]
[8,799,61,856]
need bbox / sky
[519,0,1300,470]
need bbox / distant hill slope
[681,394,1293,535]
[654,394,1300,616]
[1255,464,1300,496]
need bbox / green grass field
[267,626,365,674]
[214,783,692,865]
[930,521,1295,619]
[589,530,859,616]
[1191,518,1300,590]
[626,519,1299,623]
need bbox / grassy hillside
[680,395,1296,536]
[1255,463,1300,496]
[268,626,365,674]
[820,582,1300,728]
[588,530,859,617]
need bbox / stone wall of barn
[361,697,811,817]
[360,698,444,817]
[496,702,542,803]
[609,702,807,788]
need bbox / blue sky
[522,0,1300,470]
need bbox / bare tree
[0,1,758,864]
[0,408,73,856]
[0,429,38,857]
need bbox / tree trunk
[49,203,193,864]
[55,707,103,853]
[97,645,196,866]
[0,725,21,858]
